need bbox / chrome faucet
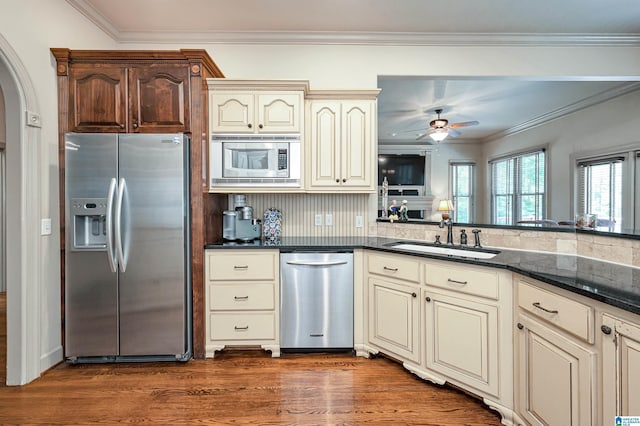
[439,218,454,245]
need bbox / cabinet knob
[336,179,340,183]
[248,123,252,129]
[342,178,347,183]
[132,122,138,129]
[259,124,263,129]
[411,292,417,298]
[119,124,125,129]
[425,296,431,302]
[601,325,612,335]
[517,323,524,330]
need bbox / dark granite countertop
[205,236,640,316]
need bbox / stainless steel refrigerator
[64,133,191,363]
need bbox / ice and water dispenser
[71,198,108,250]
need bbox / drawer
[425,262,498,300]
[209,283,274,311]
[209,312,276,341]
[208,251,277,281]
[518,280,594,343]
[367,253,421,283]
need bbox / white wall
[1,0,640,380]
[482,89,640,223]
[0,0,116,379]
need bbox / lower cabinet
[368,277,421,363]
[423,289,499,397]
[205,249,280,357]
[602,313,640,422]
[515,279,596,426]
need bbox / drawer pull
[383,266,398,272]
[447,278,468,285]
[310,333,324,337]
[532,302,559,314]
[601,325,612,335]
[233,265,249,270]
[234,296,249,301]
[234,325,249,331]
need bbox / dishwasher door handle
[285,260,349,267]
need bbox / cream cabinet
[205,249,280,357]
[210,91,303,133]
[602,313,640,421]
[306,91,378,192]
[365,252,421,363]
[423,261,510,401]
[515,279,596,426]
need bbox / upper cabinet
[306,91,379,192]
[50,50,221,134]
[207,80,309,134]
[210,91,303,133]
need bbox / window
[450,162,475,223]
[576,156,623,231]
[490,149,546,225]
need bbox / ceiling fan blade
[449,120,479,129]
[394,127,429,135]
[447,128,461,137]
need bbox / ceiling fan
[416,108,479,142]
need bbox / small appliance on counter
[223,205,262,242]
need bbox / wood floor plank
[0,347,501,425]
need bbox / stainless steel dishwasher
[280,251,354,350]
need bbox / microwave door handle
[105,178,118,273]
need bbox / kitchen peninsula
[206,234,640,425]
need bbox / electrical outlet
[355,215,364,228]
[41,218,52,235]
[325,214,333,226]
[315,214,323,226]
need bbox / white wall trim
[63,1,640,47]
[40,345,63,372]
[0,34,43,386]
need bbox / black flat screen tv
[378,154,425,186]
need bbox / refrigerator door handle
[115,177,128,272]
[105,178,118,273]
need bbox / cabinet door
[210,92,255,133]
[602,314,640,422]
[68,64,128,132]
[517,315,596,426]
[130,65,190,133]
[257,93,302,133]
[424,289,499,397]
[341,101,374,189]
[368,277,420,363]
[308,101,341,187]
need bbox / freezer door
[117,134,189,357]
[65,133,119,358]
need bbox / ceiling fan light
[430,129,448,142]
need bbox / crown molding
[485,82,640,142]
[65,1,640,47]
[113,31,640,47]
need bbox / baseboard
[40,345,63,372]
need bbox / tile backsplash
[374,222,640,268]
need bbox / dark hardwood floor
[0,295,501,424]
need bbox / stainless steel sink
[387,242,500,259]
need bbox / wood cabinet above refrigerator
[51,49,224,134]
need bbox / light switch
[41,218,52,235]
[315,214,323,226]
[355,215,364,228]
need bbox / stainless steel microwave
[210,134,301,187]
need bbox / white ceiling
[68,0,640,144]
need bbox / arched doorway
[0,34,44,385]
